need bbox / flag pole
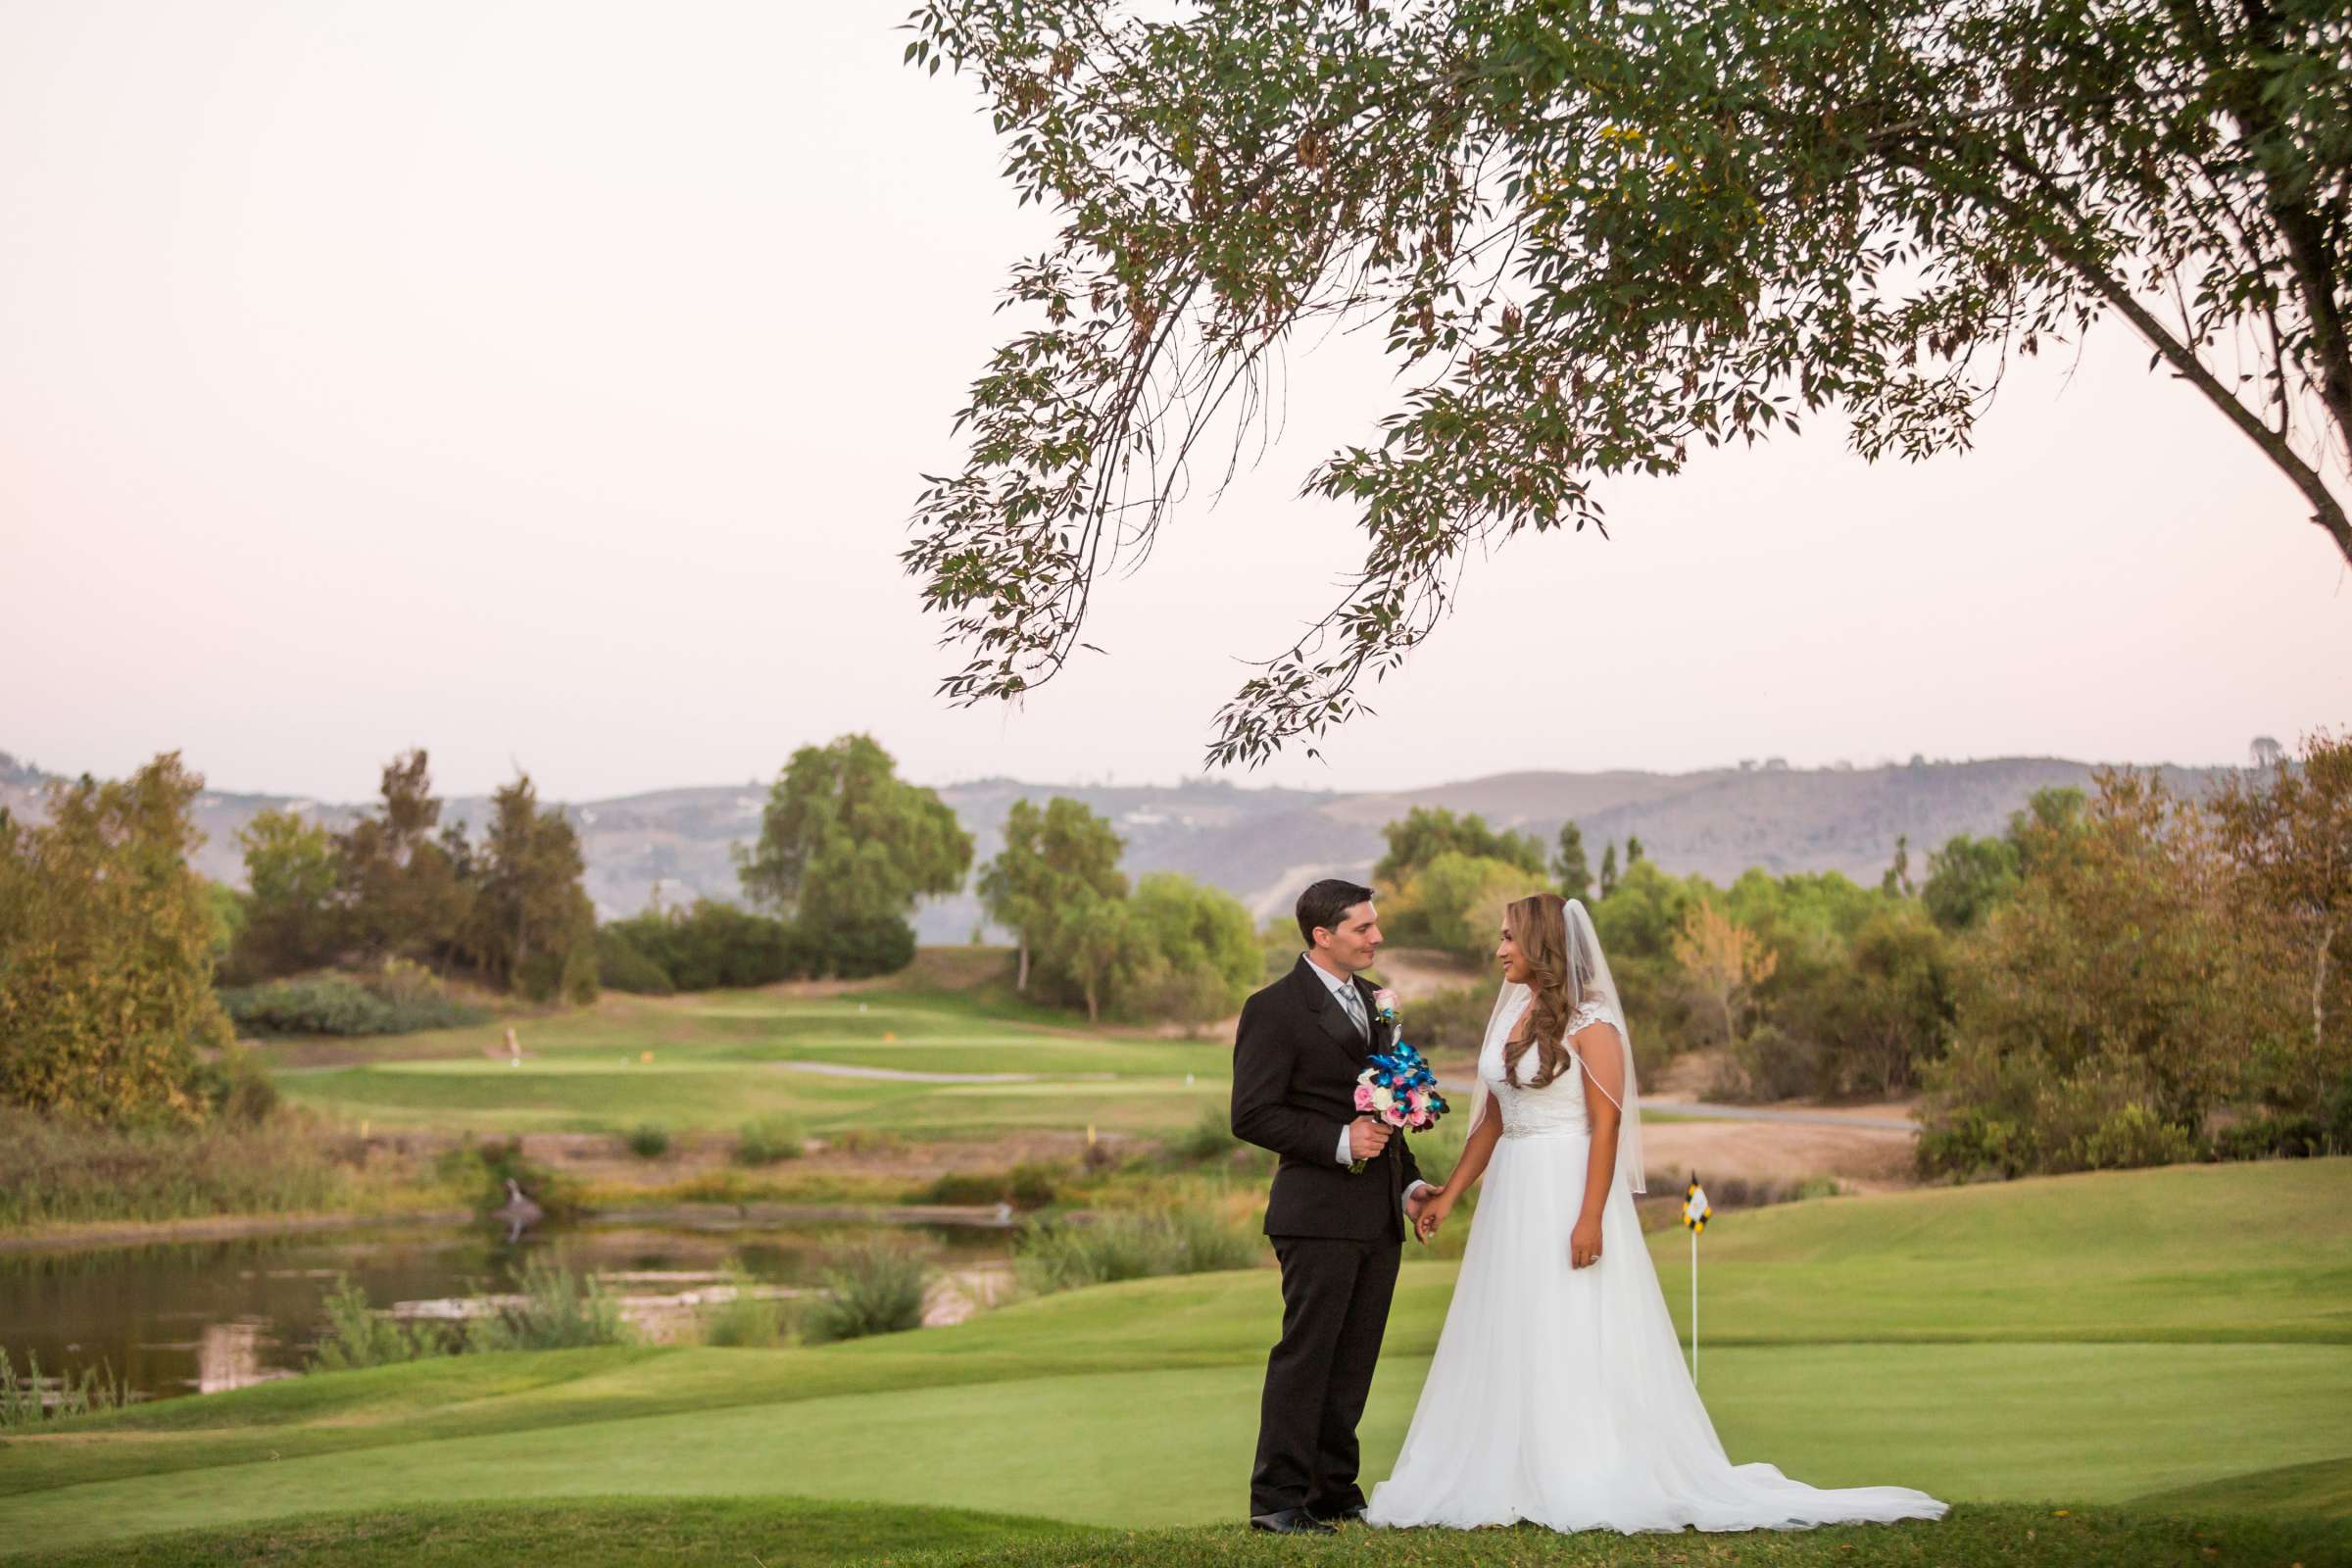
[1680,1174,1710,1387]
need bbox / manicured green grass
[1643,1156,2352,1345]
[264,988,1231,1139]
[10,1496,1095,1568]
[901,1506,2349,1568]
[2134,1456,2352,1521]
[3,1161,2345,1560]
[12,1502,2347,1568]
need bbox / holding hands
[1410,1186,1453,1245]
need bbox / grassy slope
[3,1160,2346,1559]
[265,989,1231,1138]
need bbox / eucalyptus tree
[906,0,2352,765]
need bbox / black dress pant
[1250,1234,1401,1517]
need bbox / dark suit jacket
[1231,956,1425,1241]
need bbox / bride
[1365,892,1946,1535]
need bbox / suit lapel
[1357,977,1394,1056]
[1292,958,1370,1068]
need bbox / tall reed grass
[803,1241,929,1343]
[308,1277,454,1371]
[0,1347,131,1427]
[0,1106,385,1231]
[465,1257,636,1351]
[698,1271,791,1348]
[1012,1209,1262,1295]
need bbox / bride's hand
[1569,1215,1603,1268]
[1415,1190,1455,1244]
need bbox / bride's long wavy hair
[1501,892,1602,1090]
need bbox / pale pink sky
[3,0,2345,803]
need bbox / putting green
[264,987,1230,1137]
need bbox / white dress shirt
[1304,955,1436,1216]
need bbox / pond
[0,1212,1014,1406]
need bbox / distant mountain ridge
[0,749,2229,944]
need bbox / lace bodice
[1478,992,1615,1139]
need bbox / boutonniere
[1372,988,1400,1033]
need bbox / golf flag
[1681,1176,1712,1383]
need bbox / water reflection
[1,1216,1009,1405]
[197,1319,297,1395]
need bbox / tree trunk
[1016,936,1030,994]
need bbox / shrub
[1916,1102,2034,1183]
[603,903,802,992]
[595,926,676,996]
[808,914,918,979]
[187,1044,281,1124]
[734,1116,805,1166]
[309,1277,453,1371]
[436,1137,584,1224]
[220,966,490,1037]
[2074,1103,2200,1170]
[803,1242,929,1343]
[1396,981,1504,1056]
[2328,1075,2352,1152]
[1012,1209,1262,1295]
[465,1258,634,1351]
[1008,1160,1061,1208]
[700,1273,789,1348]
[1168,1107,1242,1163]
[2211,1113,2328,1162]
[622,1123,670,1159]
[1714,1022,1821,1102]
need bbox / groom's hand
[1348,1116,1393,1161]
[1405,1184,1446,1244]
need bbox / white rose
[1370,1086,1395,1112]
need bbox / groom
[1230,879,1433,1534]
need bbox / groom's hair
[1297,879,1376,945]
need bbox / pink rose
[1353,1084,1376,1111]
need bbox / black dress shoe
[1249,1509,1338,1535]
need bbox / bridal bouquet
[1349,991,1449,1172]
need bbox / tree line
[230,749,598,1002]
[599,738,1263,1028]
[1366,734,2352,1178]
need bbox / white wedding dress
[1365,988,1947,1534]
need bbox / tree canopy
[978,796,1128,991]
[467,774,599,1004]
[1552,819,1592,901]
[906,0,2352,764]
[0,755,234,1122]
[1372,805,1545,884]
[738,735,974,927]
